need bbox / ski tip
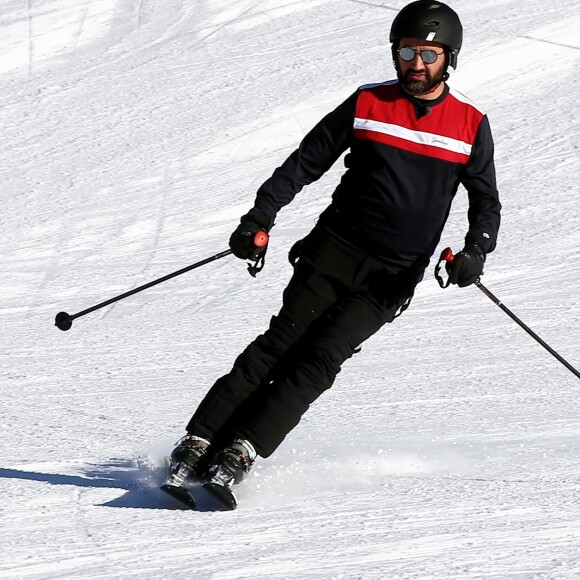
[160,483,197,510]
[202,482,238,511]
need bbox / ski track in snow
[1,0,580,578]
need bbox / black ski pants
[186,226,416,457]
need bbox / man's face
[395,37,447,96]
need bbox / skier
[163,0,501,506]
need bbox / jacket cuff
[465,232,492,257]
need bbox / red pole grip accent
[253,231,269,248]
[440,247,455,264]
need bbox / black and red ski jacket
[250,80,501,277]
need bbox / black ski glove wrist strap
[247,254,266,277]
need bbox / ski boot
[202,439,257,510]
[160,434,210,507]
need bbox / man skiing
[162,0,501,508]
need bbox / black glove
[229,212,273,260]
[447,243,485,287]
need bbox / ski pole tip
[55,311,73,331]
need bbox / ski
[160,481,197,509]
[160,480,238,511]
[202,482,238,511]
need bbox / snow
[1,0,580,577]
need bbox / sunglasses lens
[421,50,438,64]
[398,47,415,61]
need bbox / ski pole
[55,231,269,332]
[435,248,580,380]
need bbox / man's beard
[396,62,446,95]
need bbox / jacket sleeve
[247,92,358,220]
[460,115,501,255]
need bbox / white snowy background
[1,0,580,577]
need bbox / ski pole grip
[246,231,269,278]
[253,231,269,248]
[441,247,455,264]
[435,247,455,288]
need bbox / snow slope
[1,0,580,577]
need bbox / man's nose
[410,52,424,65]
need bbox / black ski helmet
[389,1,463,69]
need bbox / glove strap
[393,295,413,319]
[434,253,452,288]
[247,254,266,277]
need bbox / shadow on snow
[0,459,200,510]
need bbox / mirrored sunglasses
[398,47,444,65]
